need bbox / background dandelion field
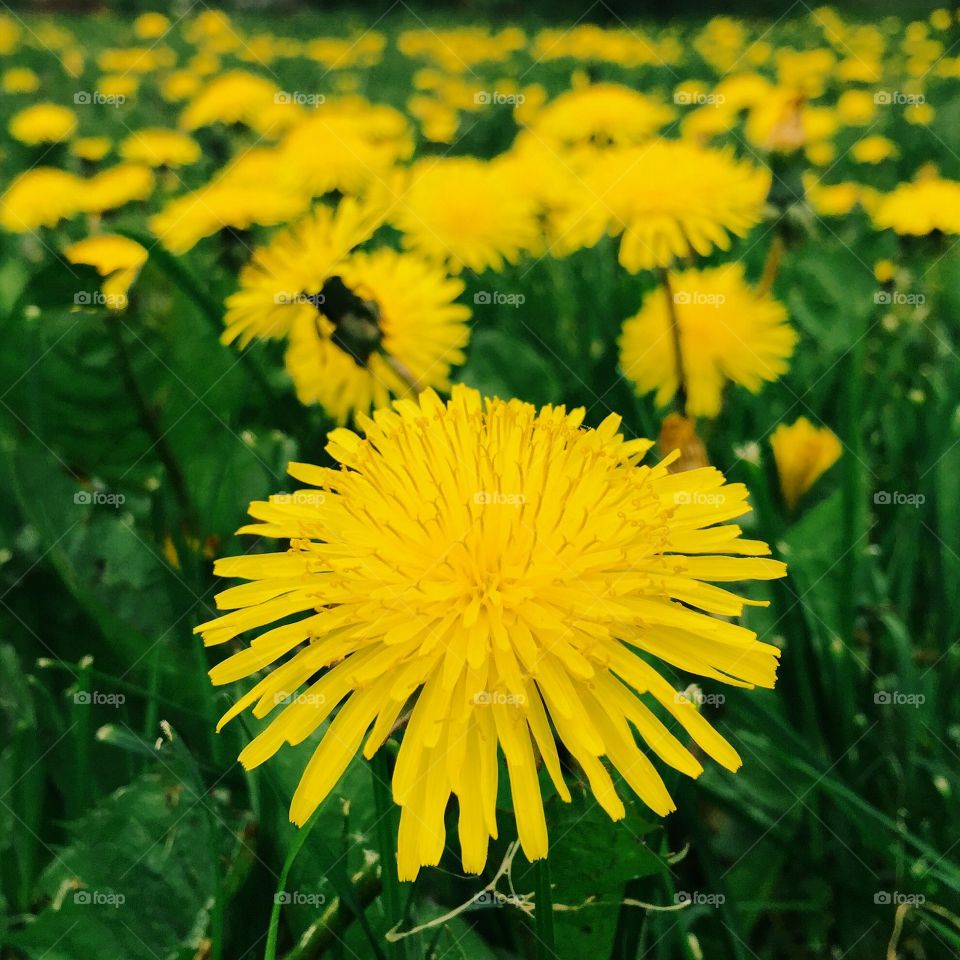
[2,4,960,960]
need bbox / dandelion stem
[371,750,406,960]
[658,268,688,416]
[758,232,786,295]
[534,858,556,959]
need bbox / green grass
[2,7,960,960]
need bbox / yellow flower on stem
[553,140,771,271]
[770,417,842,510]
[65,234,148,309]
[619,264,797,418]
[196,386,786,880]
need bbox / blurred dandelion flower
[197,386,786,880]
[872,176,960,235]
[9,103,77,145]
[222,198,386,347]
[285,249,470,422]
[770,417,842,510]
[619,264,796,418]
[0,168,84,231]
[120,128,202,168]
[65,234,148,306]
[391,157,540,272]
[554,141,770,271]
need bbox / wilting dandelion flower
[619,264,796,418]
[770,417,842,510]
[197,386,786,880]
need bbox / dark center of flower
[312,275,382,368]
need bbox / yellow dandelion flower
[555,141,771,272]
[905,102,935,125]
[619,264,796,418]
[0,168,84,231]
[80,163,155,215]
[836,89,876,126]
[65,234,148,308]
[770,417,842,510]
[134,12,171,39]
[2,67,39,94]
[120,128,202,168]
[180,70,289,137]
[9,103,77,145]
[851,135,897,165]
[391,158,541,273]
[873,259,896,283]
[222,198,388,347]
[150,148,310,255]
[804,176,860,217]
[285,249,471,422]
[530,83,674,149]
[161,70,202,103]
[196,385,786,880]
[871,177,960,235]
[71,136,112,162]
[98,74,139,99]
